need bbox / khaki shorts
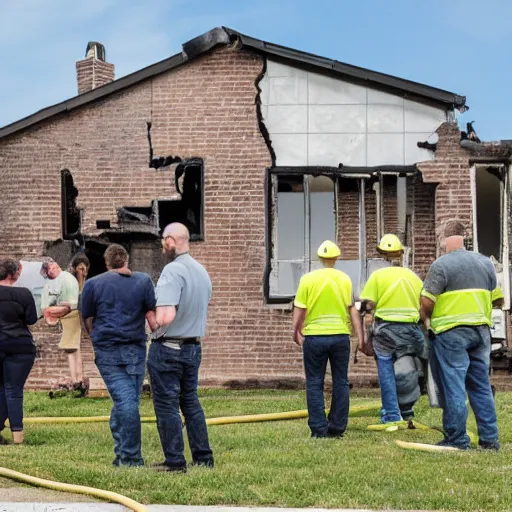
[59,309,82,351]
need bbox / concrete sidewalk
[0,504,428,512]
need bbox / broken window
[472,165,504,261]
[158,158,203,239]
[267,173,336,300]
[61,169,82,240]
[96,158,205,242]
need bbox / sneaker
[327,429,344,439]
[479,440,500,451]
[191,459,214,468]
[149,462,187,473]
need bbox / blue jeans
[147,342,213,467]
[94,343,146,466]
[302,335,350,437]
[0,351,35,432]
[430,325,498,448]
[374,353,401,422]
[373,322,426,423]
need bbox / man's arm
[145,311,159,332]
[349,305,364,350]
[44,305,71,319]
[155,306,176,330]
[420,296,435,323]
[84,317,94,334]
[292,306,306,347]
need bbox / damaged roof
[0,26,467,140]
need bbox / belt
[154,337,200,346]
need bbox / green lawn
[1,389,512,511]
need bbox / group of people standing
[0,217,501,464]
[294,220,501,451]
[0,222,213,472]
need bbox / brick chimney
[76,42,115,95]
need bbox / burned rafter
[417,141,437,152]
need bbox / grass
[1,389,512,511]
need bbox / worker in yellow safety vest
[293,240,364,438]
[359,234,426,427]
[421,220,501,450]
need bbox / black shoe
[479,440,500,451]
[436,440,469,450]
[327,429,344,439]
[191,459,214,468]
[149,462,187,473]
[310,432,328,438]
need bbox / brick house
[0,27,510,389]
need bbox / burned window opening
[159,158,203,239]
[99,158,205,242]
[267,172,337,300]
[61,169,83,246]
[474,165,504,262]
[264,166,418,303]
[146,122,182,170]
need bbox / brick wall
[0,47,472,389]
[418,123,473,248]
[1,47,311,387]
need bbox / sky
[1,0,511,141]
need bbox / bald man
[148,223,213,472]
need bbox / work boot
[478,439,500,451]
[149,462,187,473]
[327,429,344,439]
[436,439,469,450]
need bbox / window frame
[264,167,339,304]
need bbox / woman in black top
[0,259,37,445]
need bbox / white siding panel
[272,134,308,166]
[308,105,366,133]
[266,105,307,134]
[309,134,366,166]
[308,73,366,105]
[367,134,404,166]
[367,104,404,133]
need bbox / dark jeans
[430,325,498,448]
[302,334,350,437]
[147,342,213,468]
[95,343,146,466]
[0,351,35,432]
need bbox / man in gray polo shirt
[148,222,213,472]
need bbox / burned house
[0,27,510,389]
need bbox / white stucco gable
[259,59,448,167]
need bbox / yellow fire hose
[15,402,380,426]
[0,402,381,511]
[0,466,148,511]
